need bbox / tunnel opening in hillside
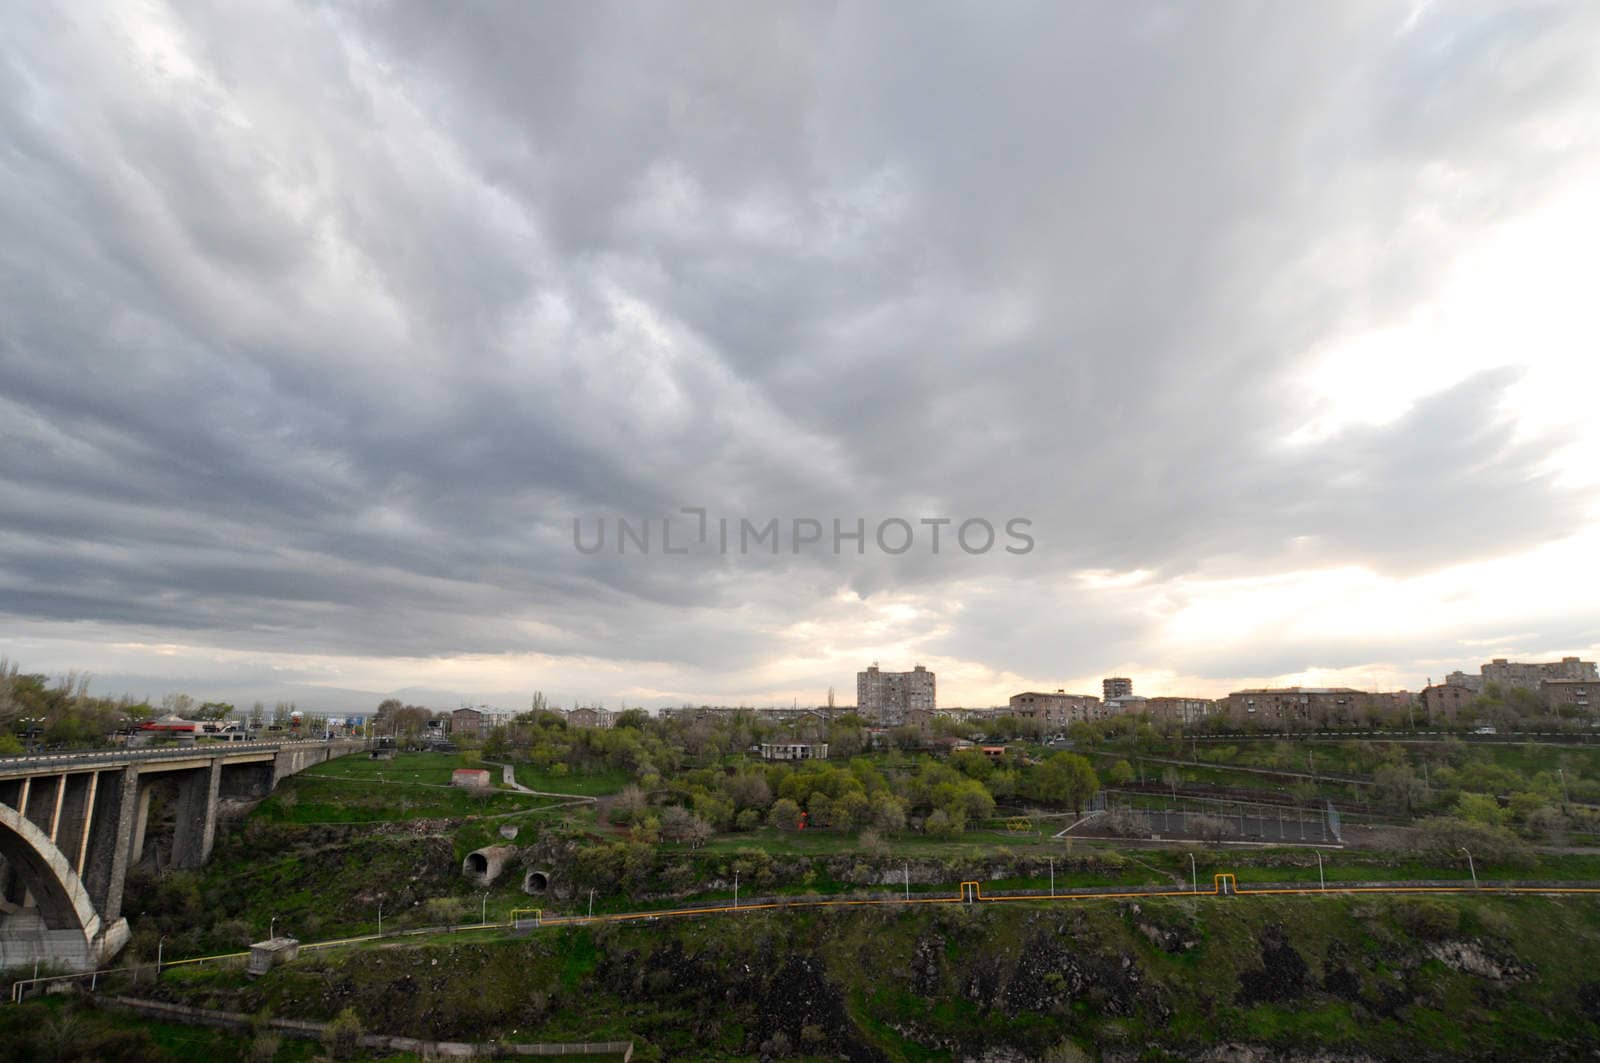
[467,853,488,875]
[524,870,549,894]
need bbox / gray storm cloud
[1,2,1597,706]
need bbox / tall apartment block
[857,664,935,726]
[1102,677,1133,701]
[1446,657,1598,693]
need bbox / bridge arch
[0,801,102,936]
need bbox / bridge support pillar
[172,759,223,869]
[81,767,141,925]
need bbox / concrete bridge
[0,739,363,972]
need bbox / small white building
[759,742,829,761]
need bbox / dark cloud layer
[1,2,1597,703]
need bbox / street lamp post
[1048,857,1055,899]
[1459,847,1477,889]
[904,863,909,902]
[1316,851,1324,891]
[157,935,166,977]
[1188,852,1197,892]
[733,870,739,910]
[588,888,595,920]
[481,892,488,924]
[377,902,383,937]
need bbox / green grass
[302,750,474,784]
[253,776,549,823]
[510,764,631,795]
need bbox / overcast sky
[2,2,1598,713]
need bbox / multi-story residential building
[857,664,935,726]
[450,707,486,738]
[1105,694,1147,715]
[1218,688,1372,727]
[1141,696,1215,725]
[1541,680,1596,714]
[1102,677,1133,701]
[1008,690,1103,726]
[566,706,613,729]
[1420,683,1476,721]
[1447,657,1598,693]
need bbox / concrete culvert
[462,846,513,885]
[523,869,550,895]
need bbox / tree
[660,805,714,846]
[197,701,235,721]
[727,772,772,812]
[1375,763,1424,812]
[1455,792,1508,828]
[1106,759,1135,786]
[249,701,265,729]
[1033,751,1101,811]
[871,792,907,832]
[771,797,803,831]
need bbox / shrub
[248,1031,282,1062]
[1413,816,1533,867]
[1395,898,1460,940]
[322,1007,364,1060]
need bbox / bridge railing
[0,739,366,773]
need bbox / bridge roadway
[0,739,363,972]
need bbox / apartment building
[1218,687,1370,727]
[1008,690,1103,726]
[1420,683,1476,721]
[1541,680,1596,714]
[1447,657,1598,693]
[857,664,936,726]
[1102,677,1133,701]
[566,706,613,729]
[1140,696,1215,725]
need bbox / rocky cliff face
[147,893,1600,1062]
